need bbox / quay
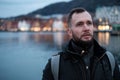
[111,31,120,36]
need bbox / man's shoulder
[105,51,115,76]
[52,51,63,56]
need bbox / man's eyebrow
[77,20,92,23]
[77,21,83,23]
[87,20,93,22]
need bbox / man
[42,8,120,80]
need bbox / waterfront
[0,32,120,80]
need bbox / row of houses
[0,16,68,32]
[0,6,120,32]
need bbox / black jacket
[42,39,120,80]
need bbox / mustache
[81,32,93,36]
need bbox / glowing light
[105,25,110,30]
[98,25,110,31]
[31,21,41,32]
[20,27,28,31]
[99,18,102,22]
[43,27,51,31]
[31,27,41,32]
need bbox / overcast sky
[0,0,71,18]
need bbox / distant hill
[27,0,120,17]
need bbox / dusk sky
[0,0,71,18]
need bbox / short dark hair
[67,8,86,27]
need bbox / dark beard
[72,38,94,50]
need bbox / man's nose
[83,24,89,30]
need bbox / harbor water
[0,32,120,80]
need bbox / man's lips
[82,33,92,37]
[81,33,92,40]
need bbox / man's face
[68,11,94,42]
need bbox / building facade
[95,6,120,24]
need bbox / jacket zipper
[78,60,87,80]
[91,59,98,80]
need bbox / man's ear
[67,28,72,38]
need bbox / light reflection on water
[98,32,110,45]
[0,32,120,80]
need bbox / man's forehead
[72,11,92,20]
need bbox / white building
[95,6,120,24]
[18,20,30,31]
[52,19,64,31]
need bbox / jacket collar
[62,39,106,60]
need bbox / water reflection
[18,32,30,43]
[97,32,110,46]
[53,32,64,49]
[0,32,120,80]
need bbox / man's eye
[87,21,93,25]
[76,22,83,27]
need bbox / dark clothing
[42,39,120,80]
